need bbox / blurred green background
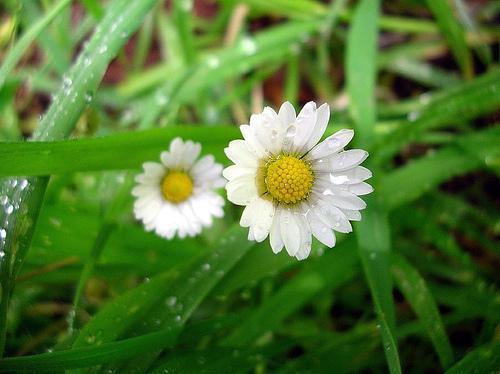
[0,0,499,372]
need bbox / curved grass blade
[445,341,500,374]
[380,126,500,210]
[376,68,500,162]
[66,226,252,371]
[392,254,454,368]
[0,126,240,177]
[0,0,72,90]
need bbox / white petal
[280,208,301,256]
[303,103,330,153]
[307,129,354,160]
[269,210,284,253]
[240,124,268,158]
[341,209,361,221]
[222,165,255,181]
[348,182,373,195]
[278,101,296,127]
[251,109,284,155]
[313,200,353,233]
[250,198,275,242]
[284,101,316,155]
[224,140,259,167]
[142,162,165,177]
[225,175,258,205]
[294,211,312,260]
[322,189,367,210]
[329,166,372,185]
[312,149,368,172]
[306,208,336,248]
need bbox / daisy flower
[223,102,373,260]
[133,137,225,239]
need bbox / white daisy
[223,102,373,260]
[133,137,225,239]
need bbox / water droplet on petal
[286,125,297,137]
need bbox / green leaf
[0,126,239,177]
[392,254,454,368]
[445,341,500,374]
[426,0,473,79]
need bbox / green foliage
[0,0,498,372]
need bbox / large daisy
[133,137,225,239]
[223,102,373,260]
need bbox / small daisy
[223,102,373,260]
[133,138,225,239]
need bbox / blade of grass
[445,341,500,374]
[0,0,160,357]
[223,240,359,346]
[375,68,500,161]
[392,254,454,369]
[426,0,473,79]
[346,0,378,149]
[379,126,500,210]
[0,126,240,177]
[0,0,72,90]
[347,1,401,373]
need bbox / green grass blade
[0,126,239,177]
[392,254,454,368]
[426,0,473,79]
[356,201,401,374]
[380,126,500,210]
[376,68,500,161]
[346,0,378,148]
[0,0,72,90]
[0,0,160,357]
[224,240,359,346]
[445,341,500,374]
[346,1,401,373]
[0,227,252,371]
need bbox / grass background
[0,0,499,372]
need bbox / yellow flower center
[161,171,193,203]
[264,155,314,204]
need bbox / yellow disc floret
[161,171,193,203]
[265,155,314,204]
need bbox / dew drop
[241,37,257,55]
[0,229,6,239]
[165,296,177,307]
[5,205,14,215]
[202,263,211,271]
[174,315,181,323]
[286,125,297,137]
[84,91,93,103]
[407,111,420,122]
[327,137,340,149]
[206,55,220,69]
[98,45,108,54]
